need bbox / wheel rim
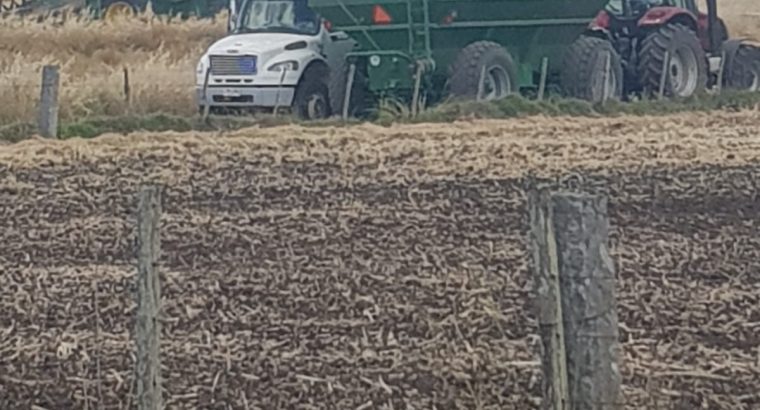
[669,45,699,97]
[306,94,328,119]
[480,65,511,100]
[104,2,134,21]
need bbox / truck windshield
[236,0,319,35]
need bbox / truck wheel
[724,45,760,91]
[293,64,331,120]
[638,23,708,98]
[561,36,623,103]
[448,41,518,101]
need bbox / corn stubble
[2,1,760,125]
[1,111,759,408]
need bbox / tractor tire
[448,41,518,101]
[638,23,708,98]
[328,59,367,118]
[724,44,760,91]
[560,35,623,103]
[293,63,331,120]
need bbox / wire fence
[0,67,201,128]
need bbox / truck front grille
[209,55,257,76]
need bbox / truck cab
[196,0,358,119]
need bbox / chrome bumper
[196,86,295,108]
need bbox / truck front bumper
[196,86,295,108]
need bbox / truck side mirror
[227,0,238,32]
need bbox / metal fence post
[538,57,549,101]
[38,65,60,139]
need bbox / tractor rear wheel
[448,41,518,101]
[561,35,623,103]
[724,45,760,91]
[638,23,708,98]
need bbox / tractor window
[683,0,697,12]
[605,0,624,15]
[605,0,667,16]
[236,0,320,35]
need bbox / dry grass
[713,0,760,39]
[1,111,760,408]
[0,12,227,125]
[1,2,759,126]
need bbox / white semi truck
[196,0,358,119]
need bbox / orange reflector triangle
[372,5,392,25]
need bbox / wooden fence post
[38,65,60,139]
[123,67,131,104]
[135,186,163,410]
[529,189,622,410]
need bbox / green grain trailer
[308,0,624,112]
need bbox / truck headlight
[268,61,299,72]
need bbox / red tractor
[589,0,760,98]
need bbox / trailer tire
[293,63,331,120]
[724,45,760,91]
[638,23,708,98]
[328,59,367,118]
[561,36,623,103]
[448,41,518,101]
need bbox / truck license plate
[222,89,240,97]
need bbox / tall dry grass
[1,2,759,126]
[713,0,760,39]
[0,12,226,125]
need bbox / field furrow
[1,112,760,409]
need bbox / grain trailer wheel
[328,58,367,119]
[448,41,518,101]
[638,23,708,98]
[561,35,623,103]
[724,44,760,92]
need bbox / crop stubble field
[1,0,760,125]
[1,111,759,408]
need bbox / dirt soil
[1,112,759,409]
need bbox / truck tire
[638,23,708,98]
[293,63,331,120]
[724,45,760,91]
[448,41,518,101]
[561,36,623,103]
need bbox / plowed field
[1,112,760,409]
